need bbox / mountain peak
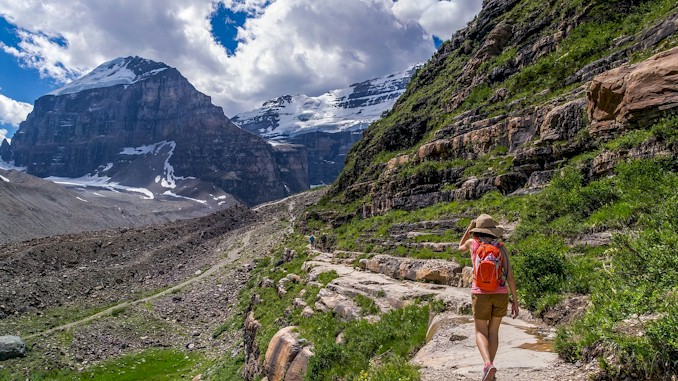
[47,56,171,96]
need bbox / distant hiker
[320,234,327,251]
[309,234,316,248]
[458,214,518,381]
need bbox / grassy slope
[331,0,677,197]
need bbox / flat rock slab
[412,311,583,381]
[303,259,470,315]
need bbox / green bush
[511,235,568,311]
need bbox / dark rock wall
[288,131,364,185]
[10,68,307,205]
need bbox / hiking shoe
[482,363,497,381]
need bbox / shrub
[511,235,568,311]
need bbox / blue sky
[0,0,482,142]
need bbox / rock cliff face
[328,1,678,217]
[8,56,308,206]
[232,67,416,185]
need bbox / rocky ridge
[329,2,678,217]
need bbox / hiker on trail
[458,214,518,381]
[309,234,316,248]
[320,234,327,251]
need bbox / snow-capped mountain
[231,65,417,186]
[48,56,169,96]
[7,56,308,206]
[232,65,418,140]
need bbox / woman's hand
[511,300,520,319]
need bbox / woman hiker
[458,214,519,381]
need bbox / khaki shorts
[472,293,509,320]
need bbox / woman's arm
[458,219,475,252]
[505,253,519,318]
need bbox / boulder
[264,327,302,381]
[588,47,678,134]
[0,335,26,360]
[284,346,314,381]
[282,249,296,263]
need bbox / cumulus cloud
[0,128,9,143]
[0,93,33,128]
[0,0,480,115]
[392,0,482,40]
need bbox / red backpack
[472,238,506,291]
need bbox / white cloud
[0,0,480,115]
[0,93,33,128]
[391,0,481,40]
[0,128,10,143]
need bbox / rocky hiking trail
[302,248,588,381]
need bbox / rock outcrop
[8,56,308,205]
[263,326,312,381]
[588,46,678,134]
[360,255,471,288]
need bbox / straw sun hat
[470,214,504,238]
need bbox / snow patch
[162,190,208,205]
[47,174,155,200]
[0,159,27,172]
[0,174,9,182]
[76,196,88,202]
[120,141,184,189]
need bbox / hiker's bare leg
[488,316,502,362]
[474,319,492,364]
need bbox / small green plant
[354,294,380,316]
[317,270,340,286]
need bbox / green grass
[301,305,429,381]
[556,198,678,379]
[0,302,121,337]
[0,349,201,381]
